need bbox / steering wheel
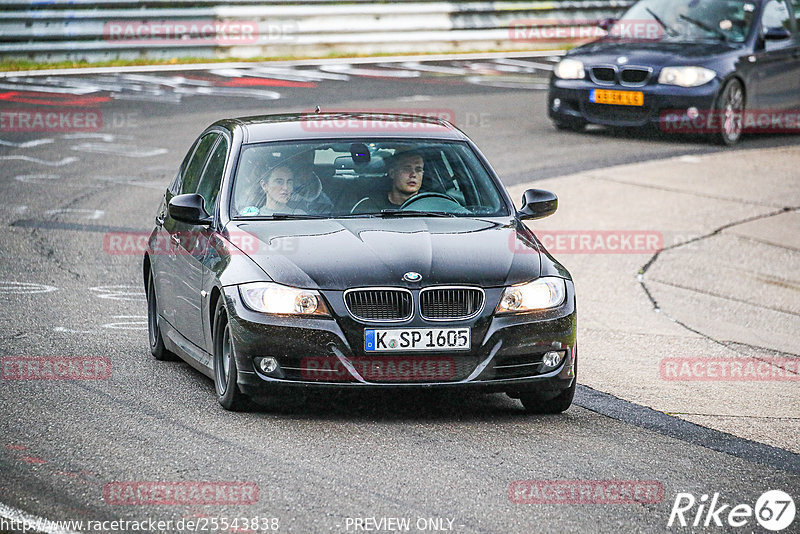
[400,191,461,209]
[350,196,372,215]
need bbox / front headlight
[658,66,716,87]
[239,282,330,316]
[496,277,567,314]
[554,58,585,80]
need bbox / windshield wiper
[263,213,329,219]
[378,209,456,218]
[645,8,679,37]
[679,14,728,41]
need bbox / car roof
[211,112,468,143]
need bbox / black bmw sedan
[548,0,800,144]
[144,113,577,412]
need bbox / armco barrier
[0,0,632,62]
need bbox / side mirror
[168,193,212,225]
[763,26,792,40]
[517,189,558,220]
[599,18,617,31]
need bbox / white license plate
[364,328,470,352]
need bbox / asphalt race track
[1,55,799,534]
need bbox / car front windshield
[615,0,757,43]
[230,139,510,219]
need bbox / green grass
[0,46,568,72]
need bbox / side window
[761,0,793,32]
[196,136,229,214]
[181,133,218,195]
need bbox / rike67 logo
[668,490,795,531]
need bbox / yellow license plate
[590,89,644,106]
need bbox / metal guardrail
[0,1,632,62]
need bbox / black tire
[553,119,587,132]
[212,299,250,411]
[518,352,577,414]
[146,272,176,361]
[713,78,745,146]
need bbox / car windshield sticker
[240,206,260,216]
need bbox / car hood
[228,217,542,290]
[569,39,738,66]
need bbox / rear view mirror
[599,18,617,31]
[517,189,558,220]
[168,194,212,225]
[763,26,792,40]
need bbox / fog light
[258,357,279,374]
[542,351,563,369]
[687,107,699,119]
[552,98,561,111]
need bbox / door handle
[155,215,165,225]
[170,233,180,245]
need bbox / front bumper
[222,282,577,397]
[548,76,721,128]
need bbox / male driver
[352,150,424,212]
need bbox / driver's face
[389,155,424,196]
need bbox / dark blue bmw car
[548,0,800,144]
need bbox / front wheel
[713,78,745,146]
[212,299,250,411]
[517,351,577,414]
[146,272,175,361]
[518,379,576,414]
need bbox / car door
[194,134,230,351]
[150,136,199,329]
[164,132,220,346]
[750,0,800,110]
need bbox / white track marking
[244,66,351,81]
[15,174,60,184]
[69,142,168,157]
[62,133,123,142]
[492,58,555,71]
[0,281,58,294]
[89,285,145,301]
[396,61,468,75]
[53,326,94,334]
[0,81,99,94]
[45,208,105,220]
[176,86,281,99]
[0,155,78,166]
[0,502,82,534]
[101,315,147,330]
[319,64,420,77]
[0,138,54,148]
